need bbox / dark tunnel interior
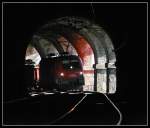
[3,3,147,125]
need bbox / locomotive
[39,53,85,91]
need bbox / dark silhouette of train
[39,53,85,91]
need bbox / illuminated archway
[25,17,116,93]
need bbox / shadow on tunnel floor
[3,93,147,126]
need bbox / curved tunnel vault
[25,17,116,94]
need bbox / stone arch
[26,16,116,93]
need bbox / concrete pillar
[107,63,116,93]
[83,66,94,91]
[94,57,107,93]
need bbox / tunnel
[3,3,148,125]
[25,17,116,94]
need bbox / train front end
[55,55,85,91]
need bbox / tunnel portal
[25,17,116,93]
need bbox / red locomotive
[39,53,85,91]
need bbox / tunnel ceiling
[27,16,116,94]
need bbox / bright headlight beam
[60,72,64,76]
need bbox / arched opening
[25,16,116,94]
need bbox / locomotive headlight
[80,71,83,75]
[60,72,64,77]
